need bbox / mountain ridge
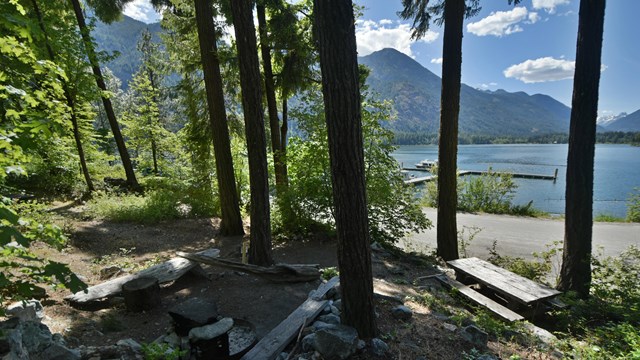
[359,48,571,136]
[603,109,640,132]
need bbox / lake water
[392,144,640,218]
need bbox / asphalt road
[403,208,640,260]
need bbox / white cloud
[356,20,439,57]
[504,57,607,83]
[431,57,443,64]
[123,0,161,24]
[532,0,570,14]
[504,57,575,83]
[528,12,539,24]
[466,7,532,37]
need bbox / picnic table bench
[437,257,563,321]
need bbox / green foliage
[594,213,625,222]
[320,267,339,281]
[627,188,640,222]
[141,342,188,360]
[423,169,542,216]
[86,177,218,223]
[487,240,562,285]
[457,226,481,258]
[279,87,431,244]
[0,197,86,313]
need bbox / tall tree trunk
[148,69,159,175]
[280,96,288,184]
[229,0,274,267]
[69,0,139,190]
[314,0,377,339]
[257,3,287,191]
[193,0,244,236]
[32,0,94,192]
[436,0,464,261]
[558,0,606,298]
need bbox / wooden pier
[403,168,558,185]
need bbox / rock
[318,314,341,325]
[443,323,457,332]
[189,318,234,360]
[430,311,450,322]
[461,325,489,348]
[1,321,80,360]
[311,321,333,331]
[168,298,219,336]
[189,318,234,342]
[476,355,498,360]
[370,338,389,356]
[356,339,366,351]
[321,304,332,316]
[276,352,289,360]
[391,305,413,321]
[333,299,342,311]
[313,324,359,360]
[330,305,340,316]
[6,300,44,322]
[116,338,142,352]
[301,333,316,352]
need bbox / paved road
[403,208,640,260]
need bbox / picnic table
[447,257,562,314]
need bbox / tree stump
[122,276,161,312]
[189,317,234,359]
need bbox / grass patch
[594,213,626,222]
[86,177,218,223]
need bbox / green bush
[0,198,86,313]
[423,169,543,217]
[86,177,218,223]
[627,188,640,222]
[278,86,430,244]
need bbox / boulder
[461,325,489,348]
[6,300,44,322]
[168,298,219,336]
[313,324,359,360]
[391,305,413,321]
[370,338,389,356]
[317,314,340,325]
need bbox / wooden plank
[66,248,220,304]
[241,277,339,360]
[177,252,320,283]
[436,275,524,322]
[447,257,560,305]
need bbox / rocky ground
[1,204,560,359]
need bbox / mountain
[597,112,627,127]
[92,14,162,87]
[604,109,640,132]
[359,48,571,136]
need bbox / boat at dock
[415,159,438,170]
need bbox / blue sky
[124,0,639,118]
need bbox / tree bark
[280,96,288,185]
[558,0,606,298]
[257,3,287,191]
[32,0,94,192]
[193,0,244,236]
[314,0,377,339]
[436,0,464,261]
[229,0,274,266]
[69,0,139,190]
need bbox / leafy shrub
[423,169,543,216]
[86,177,218,223]
[0,197,86,313]
[627,188,640,222]
[279,87,430,244]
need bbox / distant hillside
[604,109,640,132]
[92,14,162,87]
[359,48,571,136]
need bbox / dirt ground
[14,204,556,359]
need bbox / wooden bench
[446,257,562,316]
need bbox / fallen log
[65,248,220,304]
[176,251,320,283]
[241,276,340,360]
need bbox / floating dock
[403,168,558,185]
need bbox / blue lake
[392,144,640,217]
